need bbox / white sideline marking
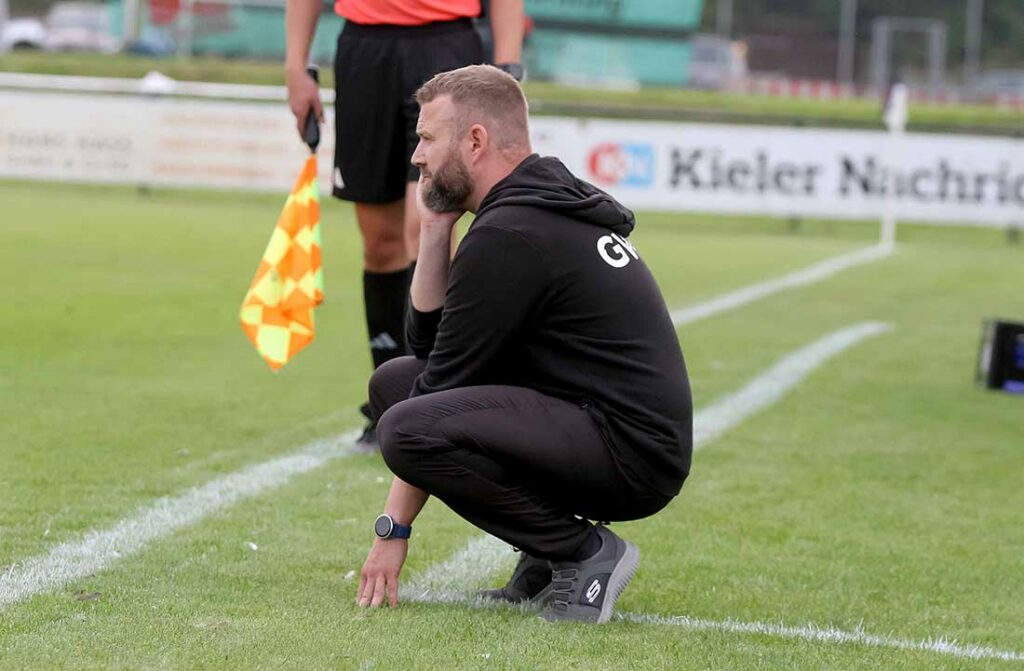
[0,432,360,610]
[620,613,1024,663]
[403,321,891,604]
[693,321,891,446]
[670,243,893,327]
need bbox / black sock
[363,267,411,369]
[571,528,602,561]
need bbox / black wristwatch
[495,62,526,82]
[374,513,412,540]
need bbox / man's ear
[468,123,489,159]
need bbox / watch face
[374,515,393,538]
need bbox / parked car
[45,2,117,53]
[1,17,47,51]
[688,34,748,90]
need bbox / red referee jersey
[335,0,481,25]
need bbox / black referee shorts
[332,18,484,203]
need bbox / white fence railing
[0,71,335,102]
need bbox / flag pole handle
[303,65,320,153]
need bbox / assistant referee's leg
[355,200,411,370]
[368,357,671,560]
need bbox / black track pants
[369,356,672,560]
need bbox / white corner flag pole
[881,83,908,248]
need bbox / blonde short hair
[415,64,530,153]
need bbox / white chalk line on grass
[670,242,894,327]
[0,244,894,611]
[404,321,892,604]
[403,535,515,604]
[694,320,891,446]
[395,322,1024,663]
[0,431,361,610]
[621,613,1024,663]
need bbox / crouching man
[356,64,692,623]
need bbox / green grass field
[2,51,1022,134]
[1,179,1022,669]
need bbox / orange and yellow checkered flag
[239,156,323,370]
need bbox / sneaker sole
[597,540,640,624]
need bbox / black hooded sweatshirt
[407,154,692,497]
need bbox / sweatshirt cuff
[407,304,443,359]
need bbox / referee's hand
[285,66,324,138]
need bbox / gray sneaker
[538,526,639,624]
[478,551,553,604]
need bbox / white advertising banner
[2,90,1022,227]
[0,90,336,191]
[532,117,1024,227]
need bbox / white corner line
[0,431,361,610]
[620,612,1024,663]
[671,242,894,327]
[404,321,892,604]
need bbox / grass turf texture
[1,179,1022,669]
[2,52,1022,135]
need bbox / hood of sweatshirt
[475,154,635,236]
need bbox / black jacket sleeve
[411,224,550,397]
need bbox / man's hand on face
[416,174,464,233]
[357,538,408,608]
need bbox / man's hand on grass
[357,538,408,608]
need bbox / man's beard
[422,148,473,213]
